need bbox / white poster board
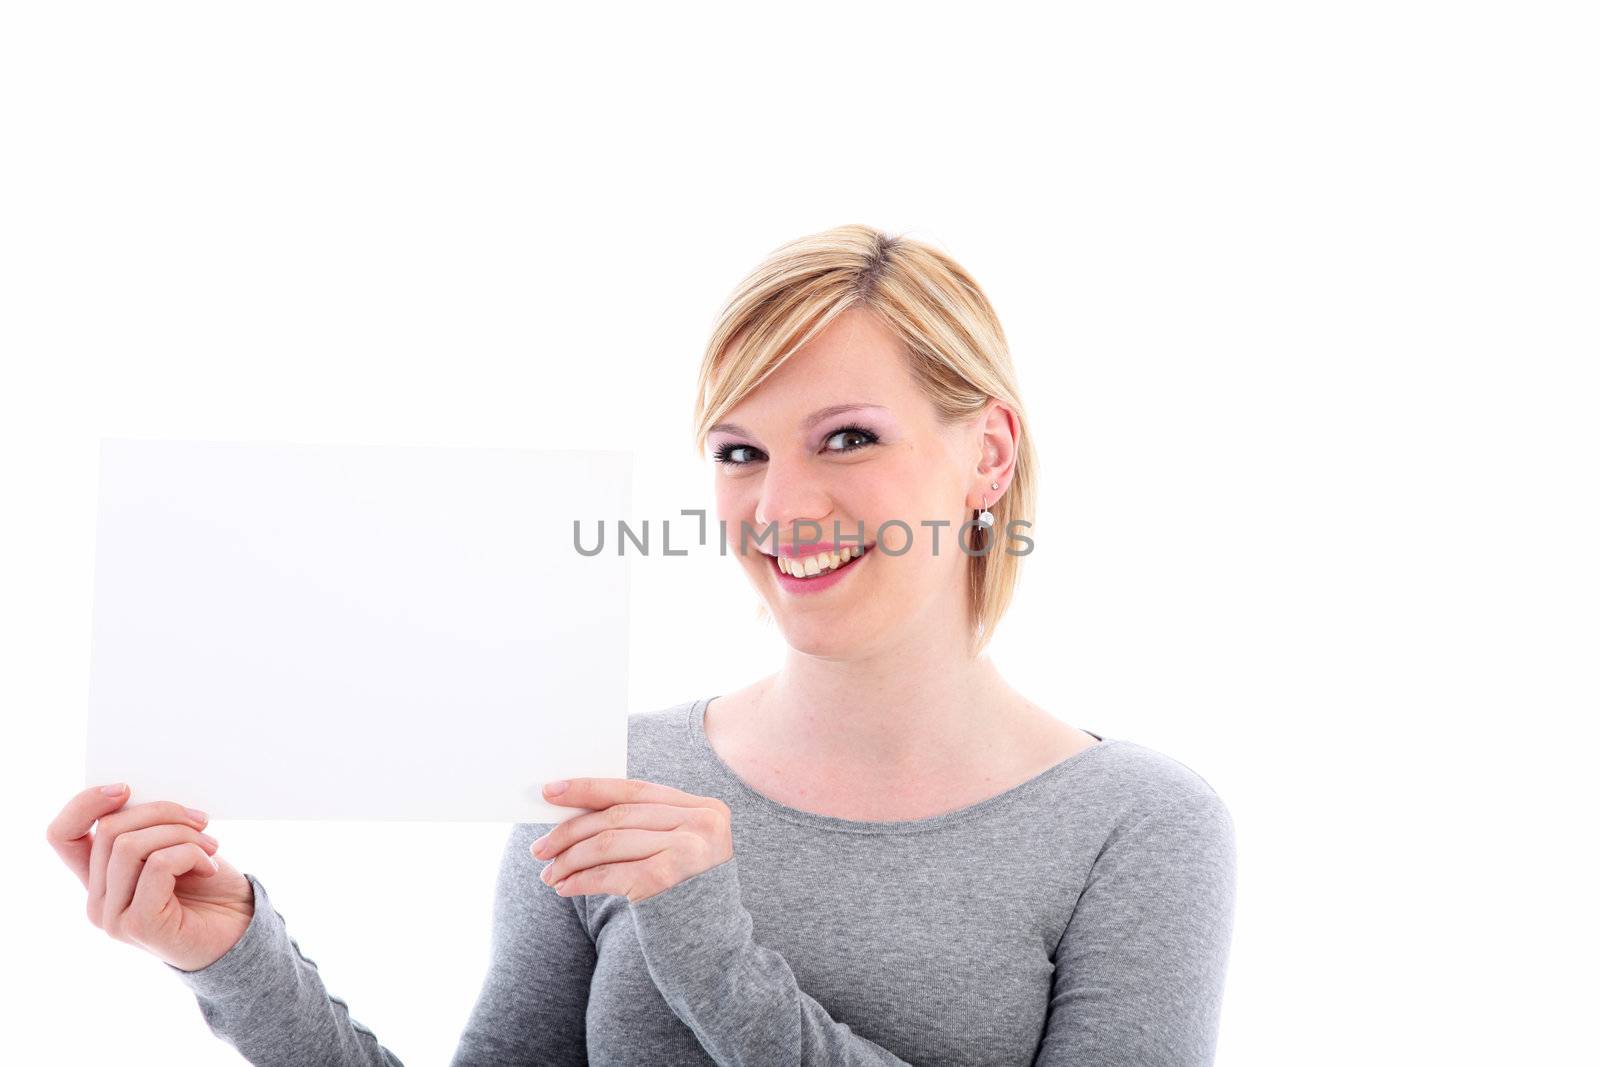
[85,438,632,822]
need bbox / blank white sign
[85,438,632,822]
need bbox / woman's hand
[529,778,733,904]
[46,783,255,973]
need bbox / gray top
[171,696,1237,1065]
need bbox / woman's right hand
[47,783,255,973]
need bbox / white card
[85,438,632,822]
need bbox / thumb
[47,782,133,888]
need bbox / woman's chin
[747,552,893,654]
[771,611,883,658]
[778,627,858,659]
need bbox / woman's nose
[753,456,834,537]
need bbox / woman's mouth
[770,543,874,595]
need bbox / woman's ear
[971,399,1019,505]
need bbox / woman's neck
[752,645,1034,779]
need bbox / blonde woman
[48,225,1237,1065]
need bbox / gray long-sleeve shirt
[170,695,1237,1065]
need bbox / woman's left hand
[529,778,733,904]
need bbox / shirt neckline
[686,694,1122,835]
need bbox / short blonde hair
[692,224,1038,657]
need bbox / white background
[2,2,1594,1064]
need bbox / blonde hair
[692,224,1038,658]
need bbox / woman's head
[693,224,1037,661]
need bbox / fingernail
[540,865,555,884]
[199,833,218,848]
[101,783,126,796]
[185,807,208,823]
[532,833,550,853]
[545,780,568,796]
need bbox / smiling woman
[696,226,1039,658]
[57,225,1236,1067]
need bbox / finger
[87,802,209,925]
[532,800,688,861]
[542,777,726,816]
[540,826,685,890]
[102,824,219,932]
[121,843,217,947]
[46,783,132,888]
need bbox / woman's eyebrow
[709,403,889,438]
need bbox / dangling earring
[977,482,999,528]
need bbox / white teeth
[777,544,865,578]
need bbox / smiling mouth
[770,543,874,579]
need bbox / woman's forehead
[728,339,915,418]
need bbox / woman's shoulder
[625,696,708,779]
[627,696,702,739]
[1071,733,1233,830]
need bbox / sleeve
[1032,789,1238,1066]
[167,823,598,1067]
[627,853,913,1065]
[446,822,596,1065]
[166,872,406,1066]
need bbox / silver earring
[977,482,999,528]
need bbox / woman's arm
[628,854,915,1065]
[448,822,595,1065]
[1032,790,1238,1066]
[168,822,598,1066]
[166,872,407,1065]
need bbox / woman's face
[707,307,999,658]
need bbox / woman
[47,224,1237,1065]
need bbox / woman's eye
[824,425,879,453]
[712,444,762,466]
